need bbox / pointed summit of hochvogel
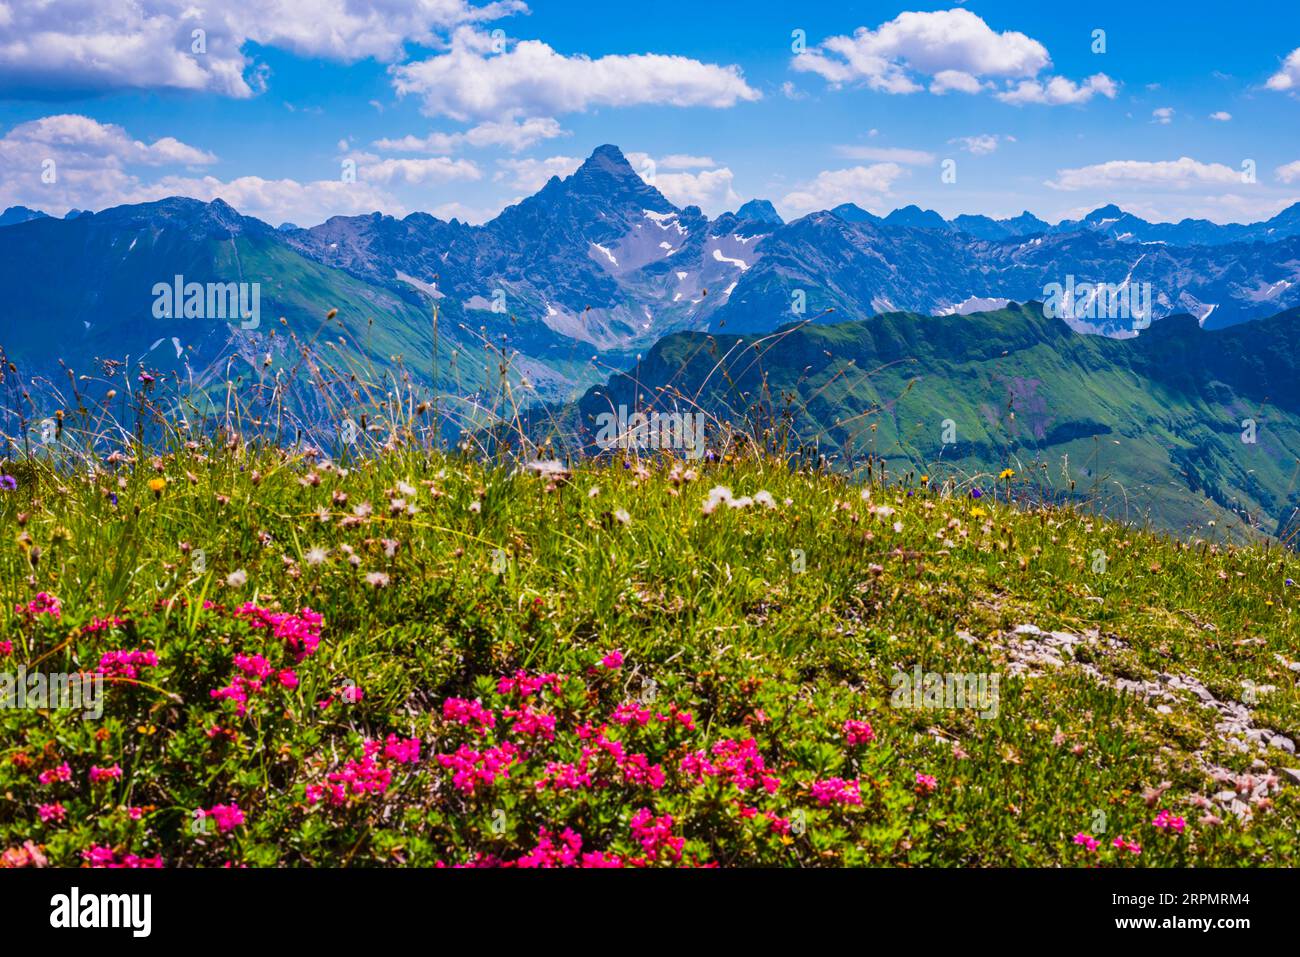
[560,144,675,214]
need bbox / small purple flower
[109,492,118,506]
[970,487,983,499]
[0,475,15,492]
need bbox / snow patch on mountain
[396,271,443,299]
[938,296,1012,316]
[712,248,748,270]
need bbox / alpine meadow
[1,0,1298,937]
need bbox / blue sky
[1,0,1298,227]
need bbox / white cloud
[0,113,219,215]
[0,112,410,225]
[793,8,1120,106]
[1209,111,1232,121]
[930,70,983,94]
[657,154,717,170]
[1277,160,1300,184]
[835,145,935,165]
[948,133,1013,155]
[429,200,502,224]
[0,114,216,167]
[355,156,482,185]
[1055,193,1300,226]
[136,175,406,225]
[374,116,565,153]
[1266,47,1300,91]
[649,168,739,214]
[1152,107,1174,124]
[392,26,760,121]
[493,155,582,192]
[1046,157,1244,191]
[996,73,1117,105]
[617,152,738,213]
[780,163,905,215]
[0,0,525,98]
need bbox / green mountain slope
[558,303,1300,541]
[0,202,598,444]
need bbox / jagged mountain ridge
[3,144,1300,426]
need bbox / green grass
[1,443,1298,867]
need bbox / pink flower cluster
[534,757,594,791]
[737,803,792,834]
[843,719,876,746]
[679,738,781,794]
[234,603,324,661]
[609,702,698,732]
[15,592,61,621]
[436,742,521,797]
[1152,809,1186,833]
[612,701,652,726]
[97,649,159,679]
[1112,836,1142,855]
[210,676,256,715]
[88,764,122,783]
[383,734,421,765]
[505,704,557,741]
[496,670,560,697]
[443,697,496,733]
[38,803,67,823]
[38,763,71,785]
[308,740,399,806]
[446,810,695,868]
[82,846,163,868]
[209,607,317,717]
[914,773,938,796]
[84,615,127,634]
[531,722,667,792]
[630,807,685,863]
[810,778,862,806]
[1073,832,1100,852]
[202,802,245,832]
[233,653,273,678]
[515,827,586,868]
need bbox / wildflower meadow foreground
[1,442,1298,869]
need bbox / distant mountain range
[828,200,1300,247]
[3,144,1300,450]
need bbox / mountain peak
[0,205,50,227]
[555,144,675,214]
[578,144,638,179]
[884,205,949,230]
[1085,203,1125,222]
[736,199,783,225]
[830,203,881,224]
[91,195,271,237]
[1267,201,1300,224]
